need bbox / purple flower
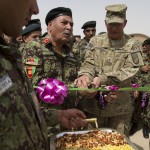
[141,92,147,108]
[132,83,140,88]
[108,85,119,91]
[98,92,107,109]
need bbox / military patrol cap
[98,31,106,35]
[25,19,41,27]
[45,7,72,25]
[22,23,41,36]
[142,38,150,46]
[81,21,96,29]
[105,4,127,24]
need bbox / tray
[50,128,139,150]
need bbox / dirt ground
[130,126,150,150]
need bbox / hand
[92,77,101,88]
[133,91,139,99]
[141,65,149,72]
[74,76,100,98]
[104,92,117,103]
[74,75,92,97]
[57,109,87,130]
[74,75,90,88]
[81,77,101,98]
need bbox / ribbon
[36,78,68,105]
[69,84,150,91]
[34,78,150,106]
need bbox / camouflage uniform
[133,53,150,126]
[72,37,91,69]
[20,35,78,112]
[78,33,144,136]
[0,37,59,149]
[138,54,150,128]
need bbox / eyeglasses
[85,29,96,32]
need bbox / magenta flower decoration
[36,78,68,105]
[141,92,148,108]
[98,92,107,109]
[106,85,119,91]
[132,83,140,88]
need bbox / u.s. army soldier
[75,4,144,136]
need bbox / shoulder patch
[25,57,39,78]
[131,53,139,64]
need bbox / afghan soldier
[141,50,150,139]
[21,7,86,132]
[130,39,150,138]
[75,4,144,137]
[21,7,79,108]
[0,1,87,149]
[72,20,96,68]
[130,38,150,138]
[21,19,42,43]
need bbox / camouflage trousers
[131,92,150,126]
[83,111,132,137]
[131,93,143,123]
[141,97,150,126]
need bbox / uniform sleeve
[102,40,144,84]
[21,40,43,86]
[43,109,58,126]
[78,48,96,82]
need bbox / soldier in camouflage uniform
[72,21,96,69]
[21,19,42,43]
[141,51,150,139]
[20,7,87,132]
[130,39,150,138]
[21,7,79,109]
[75,4,144,137]
[0,1,87,149]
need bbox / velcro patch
[0,75,13,96]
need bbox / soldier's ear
[47,21,53,31]
[22,36,27,42]
[124,20,127,27]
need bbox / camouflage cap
[105,4,127,24]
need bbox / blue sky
[33,0,150,38]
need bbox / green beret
[45,7,72,25]
[105,4,127,24]
[22,24,41,36]
[142,38,150,46]
[81,21,96,29]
